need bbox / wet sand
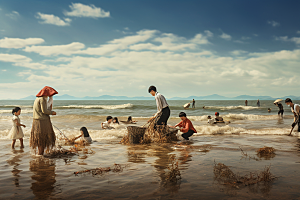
[1,134,300,200]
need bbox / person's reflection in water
[127,145,148,163]
[276,117,284,125]
[7,149,24,187]
[30,157,56,199]
[151,144,183,195]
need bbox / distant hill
[18,94,300,100]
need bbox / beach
[1,100,300,199]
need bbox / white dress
[8,115,24,139]
[81,135,92,143]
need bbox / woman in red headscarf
[30,86,58,155]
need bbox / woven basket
[127,126,147,144]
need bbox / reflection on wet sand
[277,118,284,125]
[29,157,56,199]
[127,145,149,163]
[151,144,183,195]
[6,149,24,187]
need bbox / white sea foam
[204,105,261,110]
[189,113,288,122]
[58,103,133,110]
[193,125,297,136]
[0,109,33,114]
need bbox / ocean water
[0,100,299,141]
[1,100,300,199]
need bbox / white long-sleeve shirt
[155,92,169,115]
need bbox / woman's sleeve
[41,98,53,115]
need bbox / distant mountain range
[19,94,300,100]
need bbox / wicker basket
[127,126,147,144]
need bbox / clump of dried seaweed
[120,115,179,145]
[44,146,78,158]
[74,163,128,176]
[256,147,275,158]
[214,162,276,188]
[165,155,181,183]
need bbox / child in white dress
[8,107,26,148]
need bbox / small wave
[0,109,33,114]
[204,105,261,110]
[193,125,297,136]
[189,114,291,122]
[56,103,133,110]
[0,105,32,108]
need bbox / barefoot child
[173,112,197,140]
[73,127,92,143]
[8,107,26,148]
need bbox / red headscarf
[36,86,58,97]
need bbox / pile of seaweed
[44,146,78,158]
[214,162,276,188]
[165,155,181,184]
[74,163,128,177]
[256,147,276,159]
[120,116,179,145]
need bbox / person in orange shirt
[172,112,197,140]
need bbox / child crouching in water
[172,112,197,140]
[73,127,92,144]
[8,107,26,148]
[101,116,114,129]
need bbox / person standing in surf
[257,99,260,107]
[285,98,300,132]
[245,100,248,106]
[274,101,284,117]
[30,86,57,155]
[192,99,195,108]
[148,86,170,125]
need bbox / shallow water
[1,100,300,199]
[1,135,300,200]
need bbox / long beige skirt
[30,118,56,152]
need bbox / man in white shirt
[148,86,170,125]
[285,98,300,133]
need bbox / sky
[0,0,299,99]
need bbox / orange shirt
[176,118,197,133]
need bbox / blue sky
[0,0,299,99]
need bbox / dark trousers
[181,130,195,140]
[298,118,300,132]
[192,103,195,108]
[278,110,284,116]
[156,106,170,125]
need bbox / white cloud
[275,36,300,44]
[2,29,300,99]
[6,11,19,20]
[220,33,232,40]
[2,69,6,72]
[23,42,85,56]
[0,53,32,63]
[64,3,110,18]
[36,12,71,26]
[231,50,248,56]
[297,31,300,34]
[0,37,44,48]
[204,30,213,37]
[234,40,247,44]
[268,20,280,27]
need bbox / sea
[1,99,300,199]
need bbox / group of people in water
[6,85,300,155]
